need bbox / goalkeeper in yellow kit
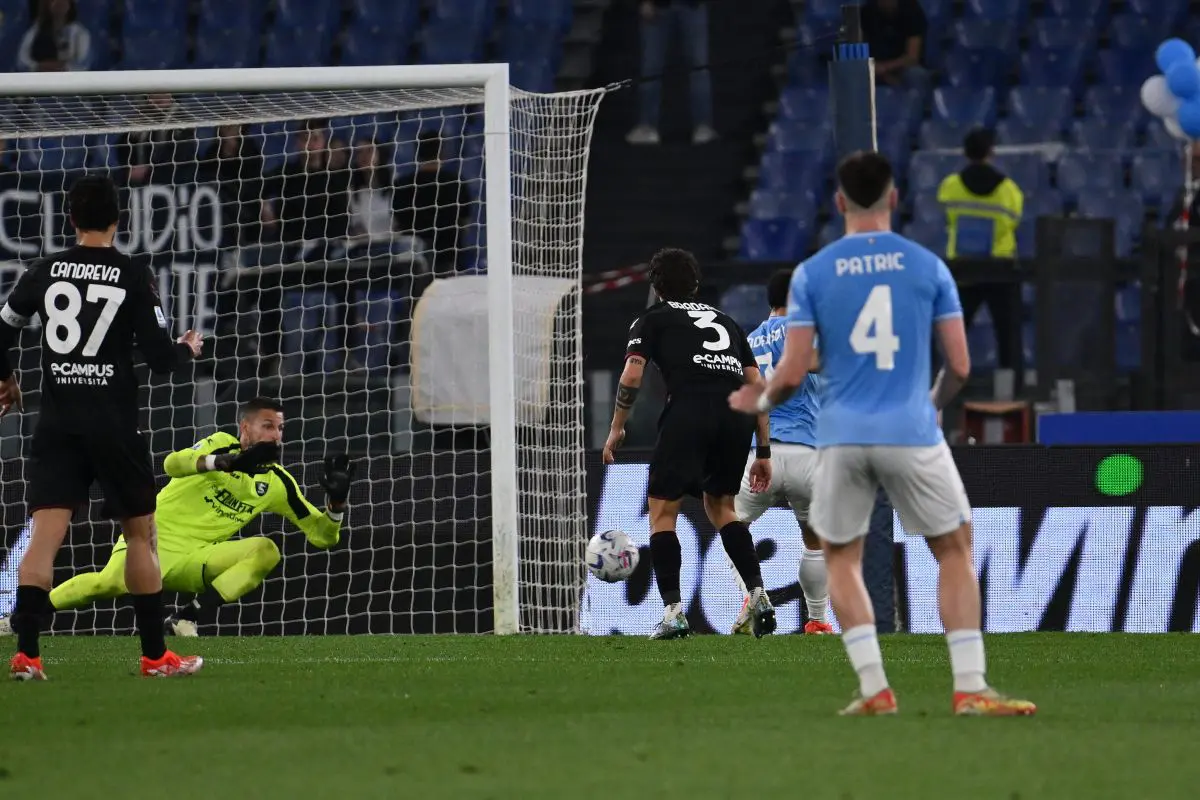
[2,397,355,637]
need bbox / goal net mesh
[0,81,605,635]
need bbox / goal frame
[0,65,523,635]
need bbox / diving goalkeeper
[1,397,356,637]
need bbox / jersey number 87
[850,285,900,370]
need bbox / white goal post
[0,65,606,635]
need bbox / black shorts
[647,394,755,501]
[27,425,157,519]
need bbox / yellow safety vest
[936,173,1024,259]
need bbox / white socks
[842,624,889,697]
[664,602,683,620]
[946,629,988,693]
[798,547,829,623]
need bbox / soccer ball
[586,530,640,583]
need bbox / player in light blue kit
[730,152,1035,718]
[728,269,832,636]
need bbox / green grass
[2,635,1199,799]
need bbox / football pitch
[2,634,1198,799]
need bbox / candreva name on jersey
[835,251,905,276]
[49,261,122,283]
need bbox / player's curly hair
[648,248,701,302]
[66,174,120,232]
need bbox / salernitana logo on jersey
[49,362,114,386]
[255,481,269,497]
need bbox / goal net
[0,66,605,635]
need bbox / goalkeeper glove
[214,441,281,475]
[320,454,356,505]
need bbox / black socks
[131,591,167,660]
[720,521,763,592]
[649,531,682,606]
[12,585,50,659]
[177,588,225,624]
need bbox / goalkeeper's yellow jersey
[112,431,342,553]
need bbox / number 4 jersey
[626,300,756,395]
[787,231,963,447]
[0,245,192,431]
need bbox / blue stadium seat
[1056,152,1123,200]
[874,87,922,132]
[720,284,770,333]
[1083,86,1140,122]
[18,136,88,172]
[757,152,828,195]
[767,121,832,155]
[264,27,333,68]
[748,190,818,221]
[1045,0,1108,19]
[193,28,260,69]
[932,87,996,126]
[911,193,944,226]
[740,219,813,262]
[421,23,486,64]
[805,0,844,24]
[1130,150,1182,203]
[919,0,952,26]
[0,2,28,66]
[786,53,825,87]
[963,0,1027,21]
[1096,48,1156,87]
[122,0,186,32]
[430,0,495,28]
[197,0,263,33]
[778,87,830,121]
[1116,322,1140,372]
[1076,191,1143,225]
[1030,19,1088,52]
[942,50,1004,89]
[119,31,186,70]
[918,119,970,150]
[509,0,573,31]
[500,23,562,63]
[1069,119,1136,150]
[992,153,1047,191]
[907,152,960,195]
[995,118,1060,146]
[967,318,998,370]
[1126,0,1186,24]
[1116,283,1141,322]
[952,20,1017,56]
[1109,14,1174,50]
[75,0,112,34]
[341,25,411,66]
[510,57,556,92]
[817,220,844,248]
[1144,122,1181,150]
[877,127,913,177]
[1019,48,1084,88]
[1007,87,1073,130]
[275,0,341,31]
[901,221,948,255]
[351,0,422,27]
[1026,189,1064,219]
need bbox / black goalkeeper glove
[214,441,281,475]
[320,454,356,505]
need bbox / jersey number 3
[850,285,900,370]
[45,281,127,357]
[687,310,731,352]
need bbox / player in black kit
[0,175,205,680]
[602,248,777,639]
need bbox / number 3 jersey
[787,231,963,448]
[0,245,190,431]
[626,300,756,395]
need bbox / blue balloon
[1167,60,1200,99]
[1178,98,1200,138]
[1156,38,1197,74]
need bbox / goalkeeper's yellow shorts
[108,538,252,595]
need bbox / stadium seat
[952,20,1017,56]
[874,87,922,132]
[354,290,405,370]
[430,0,495,28]
[967,321,998,371]
[1082,86,1140,122]
[1019,48,1084,88]
[1116,283,1141,323]
[509,0,573,31]
[421,24,485,64]
[263,27,334,68]
[1076,191,1144,239]
[500,23,562,62]
[1044,0,1107,18]
[1069,119,1136,150]
[1130,150,1182,203]
[1007,87,1073,130]
[196,0,263,34]
[1116,322,1140,372]
[19,136,88,173]
[1056,152,1123,200]
[119,31,187,70]
[901,221,948,255]
[122,0,186,32]
[1096,49,1156,87]
[817,220,844,248]
[805,0,844,24]
[963,0,1027,22]
[932,87,996,127]
[274,0,342,31]
[1125,0,1186,24]
[1030,19,1086,52]
[1144,123,1181,150]
[942,50,1004,89]
[911,193,944,226]
[877,127,913,177]
[991,153,1047,192]
[193,28,260,69]
[995,118,1060,146]
[907,152,960,195]
[720,284,770,333]
[767,122,832,157]
[74,0,112,35]
[786,53,825,87]
[1025,189,1064,221]
[509,57,556,92]
[757,152,827,196]
[918,119,970,150]
[740,219,813,262]
[778,86,830,121]
[748,190,818,221]
[1109,14,1174,51]
[341,25,412,66]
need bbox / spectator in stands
[17,0,91,73]
[348,137,396,247]
[118,94,195,187]
[859,0,928,90]
[627,0,716,146]
[937,128,1024,371]
[198,124,268,246]
[393,133,469,272]
[1168,142,1200,360]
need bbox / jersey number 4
[850,285,900,370]
[687,310,731,352]
[45,281,127,357]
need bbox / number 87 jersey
[0,245,192,430]
[787,231,963,448]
